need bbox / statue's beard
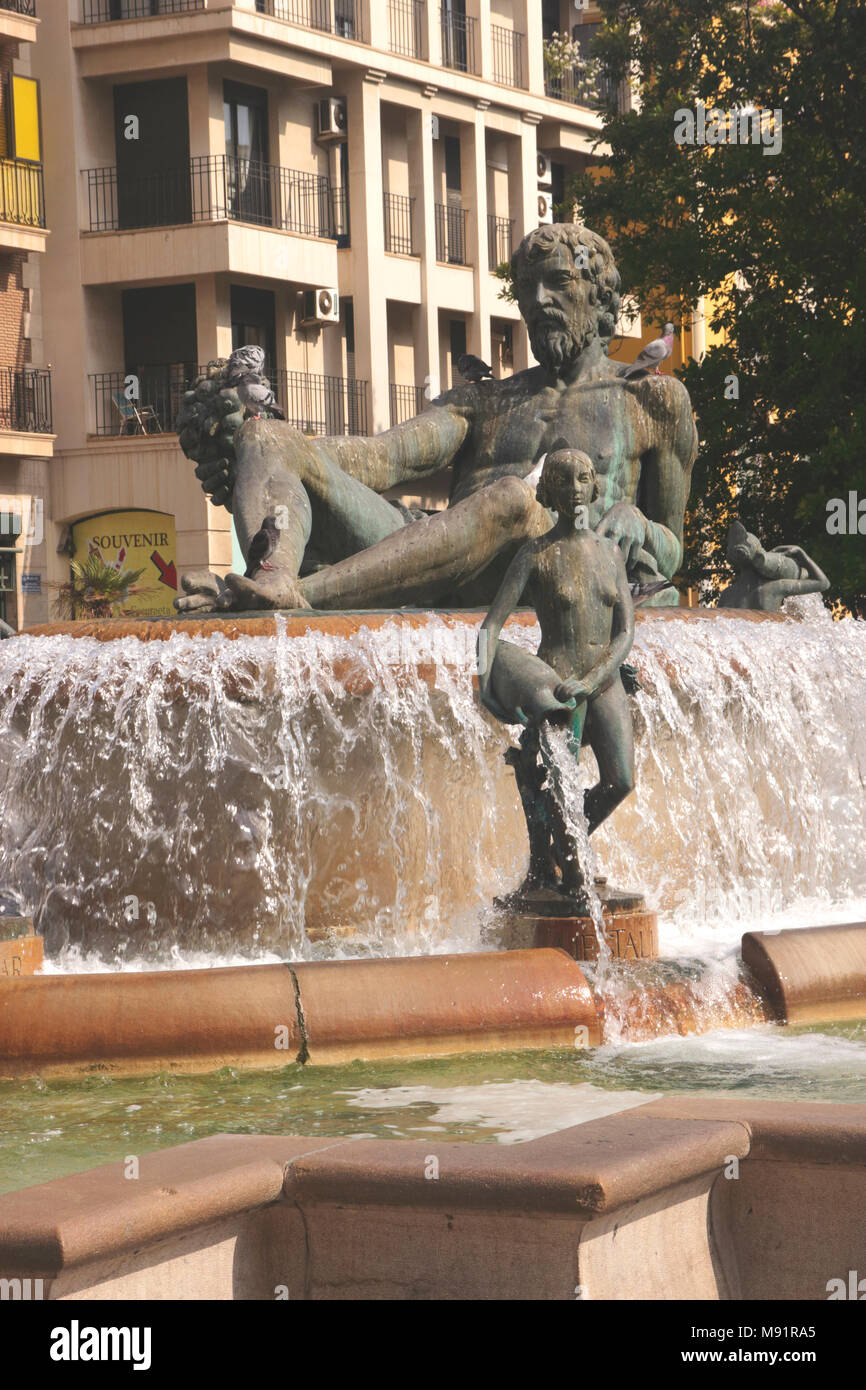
[529,313,596,374]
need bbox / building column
[365,0,389,51]
[476,0,492,81]
[195,276,232,366]
[466,105,491,365]
[345,69,390,434]
[511,114,542,370]
[520,0,546,97]
[424,0,442,66]
[409,101,440,398]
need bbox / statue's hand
[174,569,310,614]
[554,676,589,704]
[596,502,648,567]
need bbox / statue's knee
[490,474,539,530]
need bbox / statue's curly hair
[536,442,600,509]
[511,224,622,346]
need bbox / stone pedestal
[495,884,659,963]
[0,918,43,978]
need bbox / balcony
[383,192,416,256]
[544,62,629,114]
[491,24,523,87]
[0,367,52,435]
[81,0,204,19]
[440,7,477,75]
[0,0,36,14]
[84,156,348,242]
[487,214,513,269]
[389,382,426,427]
[435,203,468,265]
[89,365,368,439]
[0,159,46,253]
[255,0,365,41]
[388,0,424,58]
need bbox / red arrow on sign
[151,551,178,589]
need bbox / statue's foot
[225,570,311,611]
[174,570,234,614]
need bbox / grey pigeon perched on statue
[621,323,675,378]
[227,345,285,419]
[244,516,281,578]
[457,353,494,383]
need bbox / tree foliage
[570,0,866,612]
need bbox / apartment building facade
[29,0,694,625]
[0,0,51,632]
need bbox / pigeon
[227,345,285,419]
[457,353,495,384]
[630,578,676,605]
[621,323,675,378]
[244,516,281,578]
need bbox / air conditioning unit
[301,288,340,326]
[537,191,554,225]
[316,97,348,144]
[536,153,553,188]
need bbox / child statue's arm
[477,543,535,719]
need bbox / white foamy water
[1,604,865,971]
[341,1079,659,1143]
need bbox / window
[444,135,462,192]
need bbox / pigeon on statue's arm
[621,324,675,378]
[227,345,286,420]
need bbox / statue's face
[515,243,597,374]
[542,451,597,516]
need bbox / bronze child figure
[717,520,830,613]
[477,446,636,902]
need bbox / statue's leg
[302,475,548,610]
[178,420,408,612]
[582,676,635,834]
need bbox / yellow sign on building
[71,510,178,619]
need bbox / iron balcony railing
[383,192,416,255]
[81,0,203,20]
[440,7,477,75]
[491,24,524,87]
[0,367,52,434]
[435,203,467,265]
[389,383,427,428]
[1,0,36,14]
[84,156,349,242]
[388,0,424,58]
[255,0,364,41]
[544,63,629,114]
[487,213,513,269]
[0,158,45,228]
[90,365,368,439]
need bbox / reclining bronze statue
[717,520,830,612]
[174,223,698,615]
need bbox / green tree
[569,0,866,612]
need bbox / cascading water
[0,603,865,984]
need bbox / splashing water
[0,607,865,975]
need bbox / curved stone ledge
[0,949,600,1079]
[742,922,866,1024]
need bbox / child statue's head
[536,442,600,515]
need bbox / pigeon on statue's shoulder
[621,323,675,379]
[457,353,495,383]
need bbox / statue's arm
[304,402,470,494]
[638,395,699,579]
[477,544,535,713]
[773,546,830,595]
